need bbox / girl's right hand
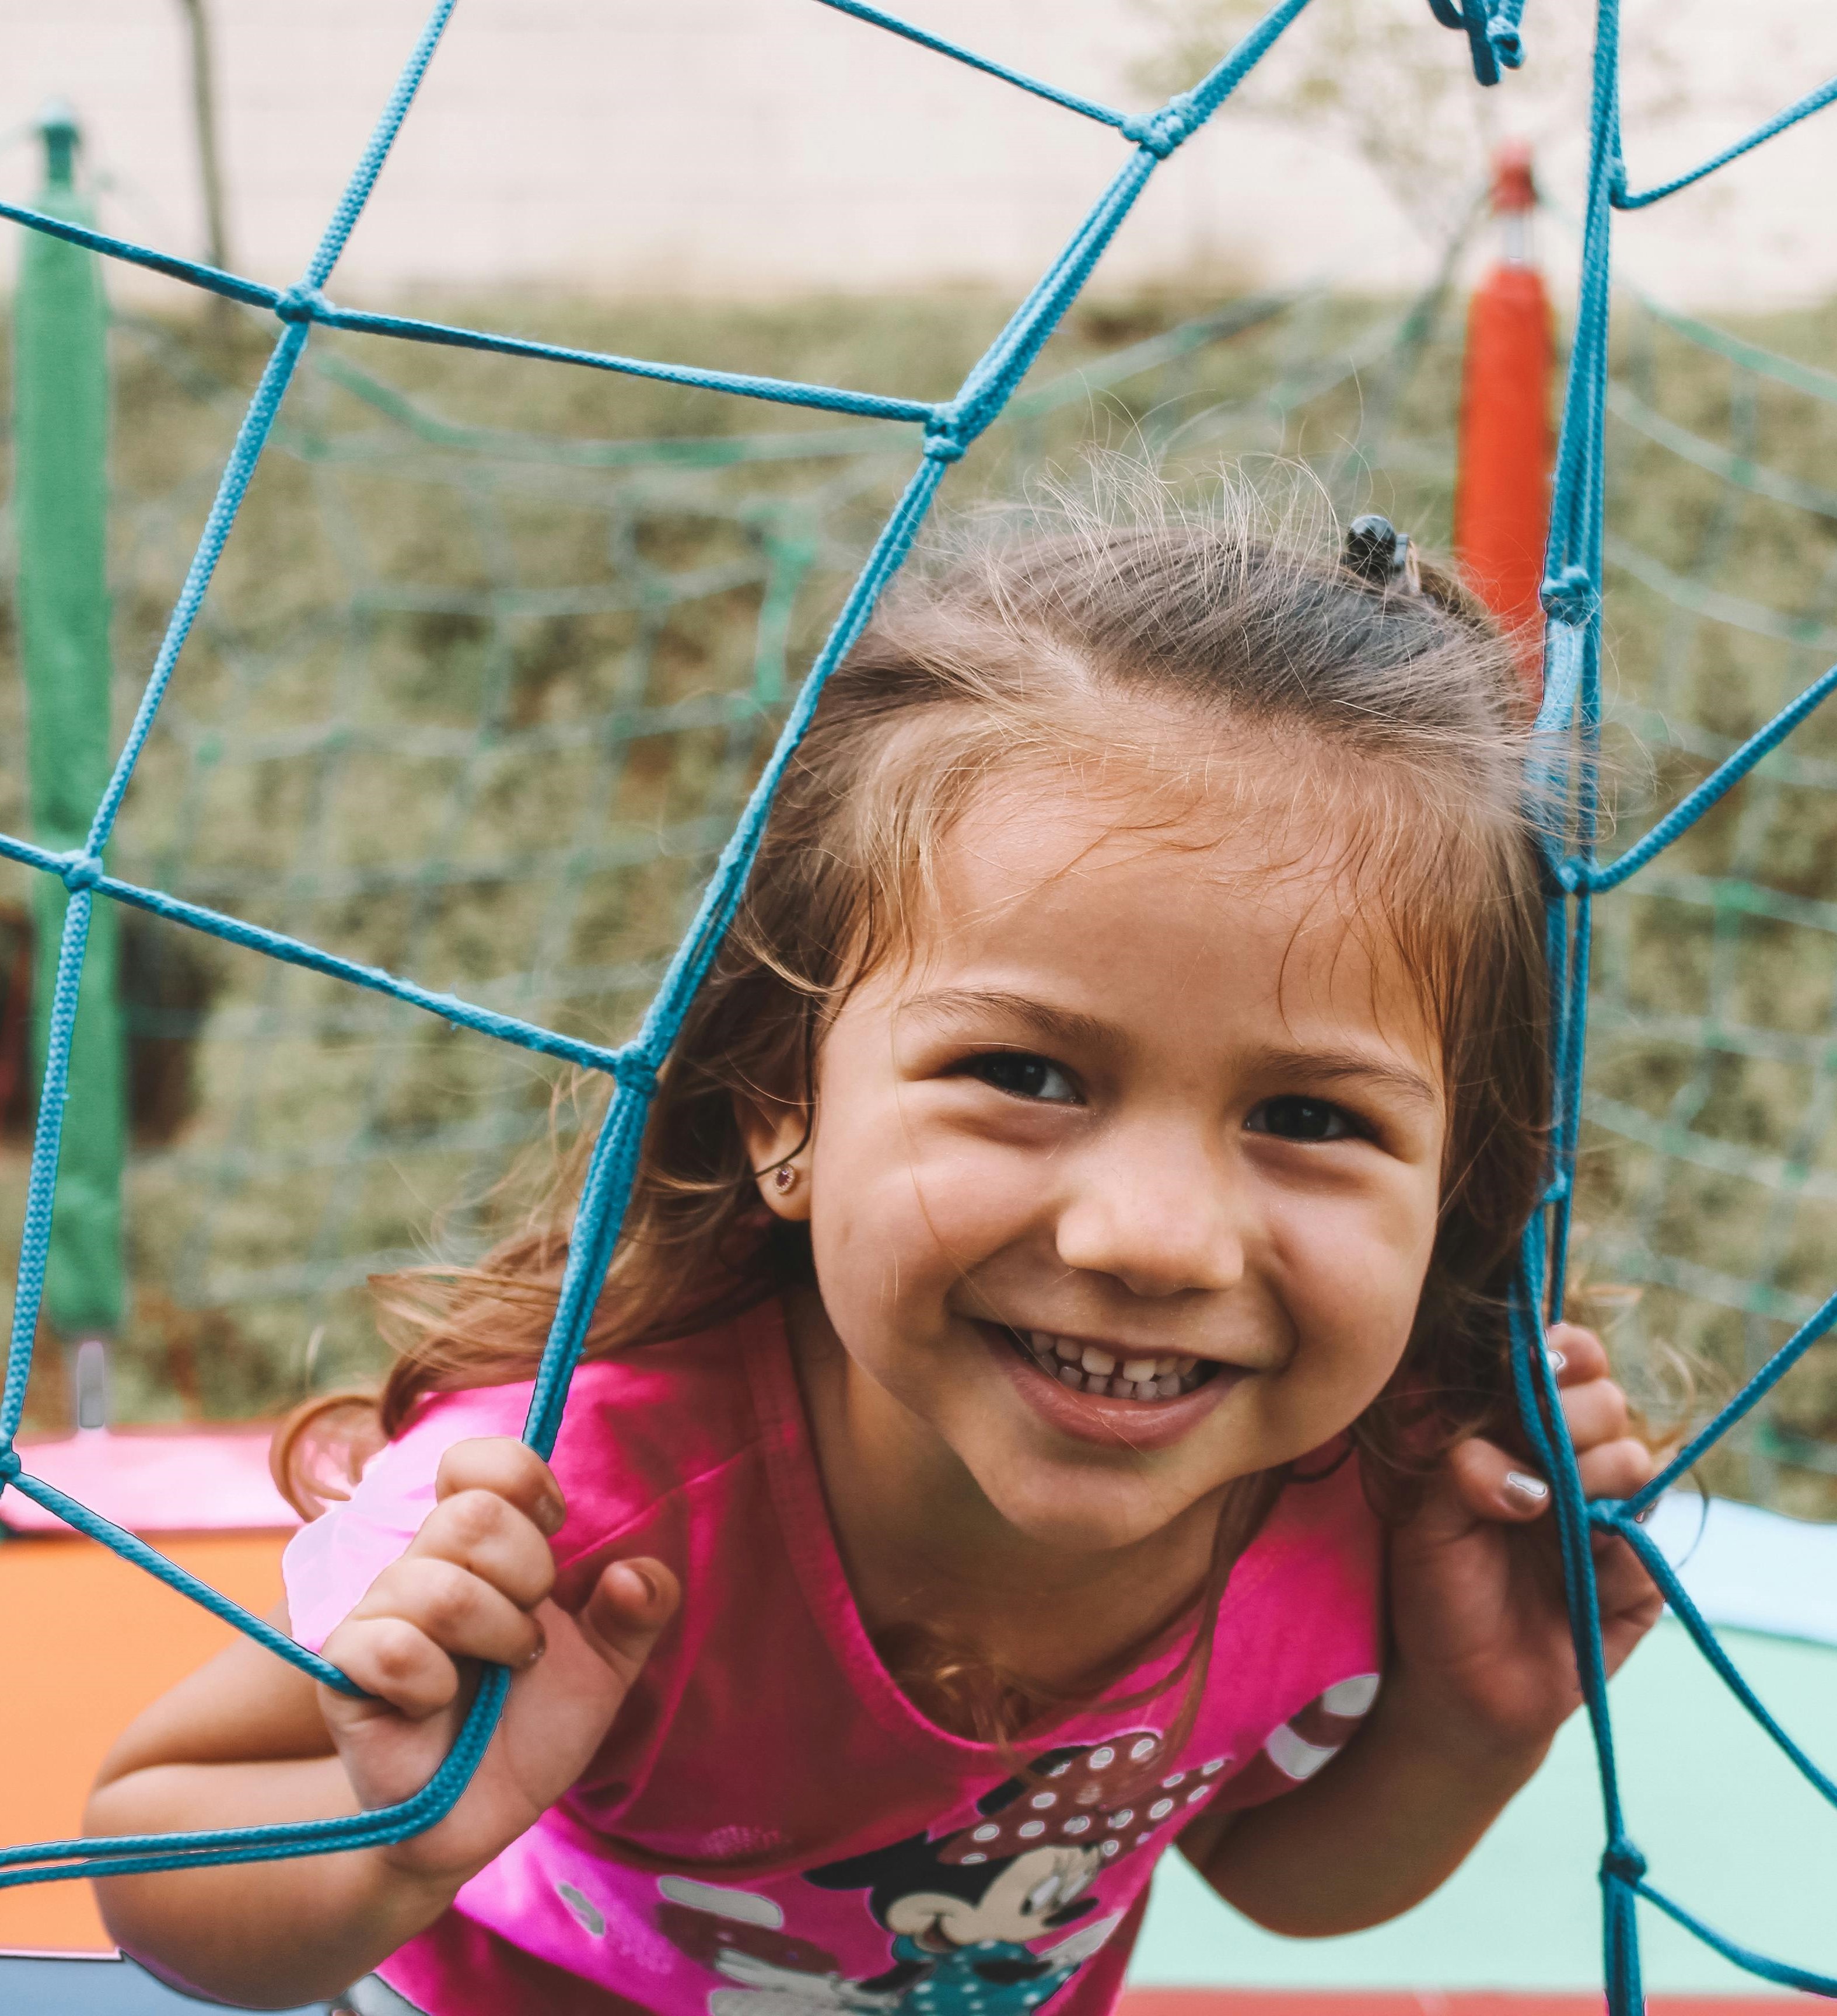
[316,1436,678,1892]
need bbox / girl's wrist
[365,1843,480,1941]
[1370,1664,1553,1792]
[373,1842,487,1907]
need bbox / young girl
[85,488,1661,2016]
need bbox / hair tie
[1343,514,1423,597]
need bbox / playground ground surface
[4,1507,1835,2006]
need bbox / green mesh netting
[0,273,1464,1427]
[6,257,1835,1521]
[1579,288,1837,1515]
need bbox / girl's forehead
[892,769,1443,1065]
[939,768,1363,928]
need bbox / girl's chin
[965,1491,1188,1554]
[972,1320,1246,1455]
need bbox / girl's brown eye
[1247,1095,1355,1142]
[961,1053,1080,1105]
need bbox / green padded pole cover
[13,110,125,1339]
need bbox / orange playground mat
[0,1528,291,1952]
[0,1540,1821,2015]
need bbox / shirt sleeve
[1205,1453,1385,1812]
[281,1381,536,1653]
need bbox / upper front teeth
[1028,1334,1202,1392]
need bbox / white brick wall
[0,0,1831,309]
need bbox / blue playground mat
[0,1951,328,2013]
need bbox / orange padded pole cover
[1455,143,1554,702]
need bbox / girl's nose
[1053,1130,1247,1300]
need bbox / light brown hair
[277,475,1551,1752]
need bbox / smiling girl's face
[748,757,1449,1556]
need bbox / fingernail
[536,1493,566,1537]
[1506,1469,1550,1504]
[524,1628,547,1668]
[615,1562,658,1605]
[1545,1348,1567,1374]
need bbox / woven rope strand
[0,0,1324,1889]
[5,10,1837,1990]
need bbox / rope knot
[1121,99,1194,159]
[275,284,330,327]
[1552,854,1590,895]
[1541,564,1599,628]
[923,426,966,465]
[1485,16,1524,67]
[615,1048,660,1099]
[59,850,104,894]
[1602,1838,1647,1886]
[0,1440,19,1486]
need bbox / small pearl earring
[772,1164,799,1194]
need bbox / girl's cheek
[1272,1197,1427,1367]
[888,1136,1044,1252]
[1257,1228,1418,1443]
[816,1152,986,1311]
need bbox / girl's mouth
[976,1321,1242,1451]
[1008,1329,1216,1404]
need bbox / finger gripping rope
[4,10,1837,2008]
[1523,3,1837,2008]
[0,0,1331,1898]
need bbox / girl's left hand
[1384,1321,1664,1767]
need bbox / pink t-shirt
[284,1300,1383,2016]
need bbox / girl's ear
[733,1093,813,1223]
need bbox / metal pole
[175,0,234,332]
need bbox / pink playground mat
[2,1426,302,1536]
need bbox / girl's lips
[974,1322,1245,1452]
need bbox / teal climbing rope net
[5,278,1440,1416]
[1579,282,1837,1514]
[0,5,1833,2013]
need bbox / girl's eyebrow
[1240,1043,1441,1111]
[898,987,1120,1057]
[900,992,1440,1110]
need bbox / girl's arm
[1180,1324,1661,1936]
[85,1623,458,2008]
[85,1438,678,2010]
